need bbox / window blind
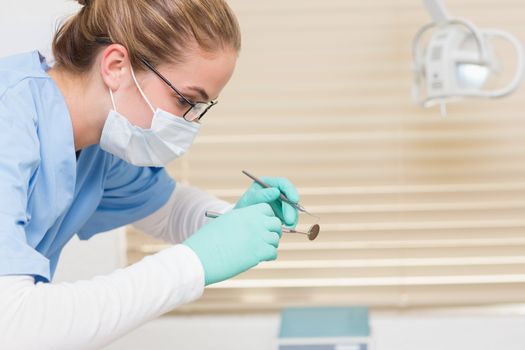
[126,0,525,313]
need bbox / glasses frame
[139,58,217,122]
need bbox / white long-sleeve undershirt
[132,184,234,244]
[0,244,204,350]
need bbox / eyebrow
[186,86,210,102]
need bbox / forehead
[160,48,237,100]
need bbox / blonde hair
[52,0,241,72]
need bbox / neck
[47,67,107,151]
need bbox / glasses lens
[183,109,198,122]
[184,103,211,121]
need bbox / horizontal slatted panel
[127,0,525,312]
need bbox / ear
[99,44,131,92]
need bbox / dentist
[0,0,299,349]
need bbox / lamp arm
[422,0,451,23]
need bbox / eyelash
[173,94,194,107]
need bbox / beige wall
[128,0,525,312]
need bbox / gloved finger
[260,176,300,204]
[282,202,299,228]
[265,216,283,237]
[254,203,276,217]
[258,244,278,262]
[262,231,280,248]
[247,187,281,205]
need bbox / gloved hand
[183,203,282,286]
[235,176,300,228]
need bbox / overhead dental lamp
[412,0,525,115]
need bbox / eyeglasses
[139,58,218,122]
[93,37,217,121]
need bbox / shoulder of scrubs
[77,151,176,240]
[0,51,49,92]
[0,51,54,280]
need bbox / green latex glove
[235,176,300,228]
[183,203,282,286]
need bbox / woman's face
[112,47,237,128]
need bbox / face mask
[99,67,201,167]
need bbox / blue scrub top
[0,51,175,282]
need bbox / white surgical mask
[100,67,201,167]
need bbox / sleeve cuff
[155,244,205,305]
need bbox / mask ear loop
[109,87,118,112]
[130,66,156,114]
